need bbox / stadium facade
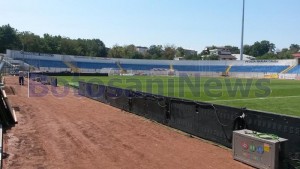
[3,49,300,79]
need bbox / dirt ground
[2,76,253,169]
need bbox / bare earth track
[3,76,252,169]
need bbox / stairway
[169,64,175,71]
[225,65,232,74]
[222,65,232,76]
[281,65,296,74]
[116,61,127,74]
[62,55,80,73]
[168,64,175,76]
[64,61,80,73]
[0,56,28,74]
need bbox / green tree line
[0,24,299,60]
[0,24,107,57]
[203,41,298,60]
[243,41,298,60]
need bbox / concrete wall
[7,50,297,67]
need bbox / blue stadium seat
[74,62,117,69]
[23,59,68,68]
[288,65,300,74]
[23,58,291,74]
[174,65,227,72]
[122,64,169,70]
[230,66,288,73]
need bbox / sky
[1,0,299,52]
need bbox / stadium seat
[22,58,291,74]
[288,65,300,74]
[23,59,68,68]
[230,66,288,73]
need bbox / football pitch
[56,75,300,117]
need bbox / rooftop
[292,53,300,58]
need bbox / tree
[40,34,63,54]
[257,50,293,60]
[243,45,251,55]
[124,44,136,59]
[176,47,185,57]
[123,44,144,59]
[84,39,107,57]
[184,53,202,60]
[249,40,275,57]
[256,53,277,60]
[202,54,219,60]
[225,45,240,54]
[147,45,163,59]
[281,48,289,53]
[4,24,298,61]
[75,39,87,56]
[0,24,20,53]
[93,39,107,57]
[108,45,125,58]
[163,45,176,60]
[290,44,300,53]
[277,50,293,59]
[60,38,77,55]
[19,31,42,52]
[0,24,108,57]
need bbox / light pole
[240,0,245,60]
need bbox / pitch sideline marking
[211,95,300,102]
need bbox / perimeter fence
[77,80,300,168]
[27,72,300,168]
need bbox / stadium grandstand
[3,49,300,79]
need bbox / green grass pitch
[56,75,300,117]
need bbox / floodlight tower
[240,0,245,60]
